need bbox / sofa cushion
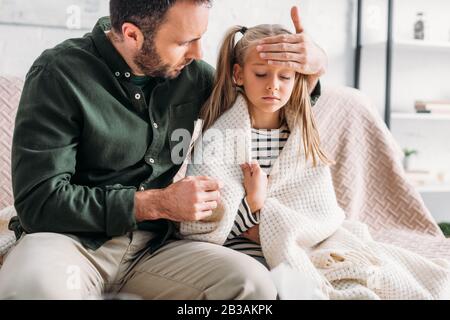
[0,205,16,264]
[0,76,23,210]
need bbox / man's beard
[134,38,191,79]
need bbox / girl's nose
[266,75,280,91]
[266,82,279,91]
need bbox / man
[0,0,327,299]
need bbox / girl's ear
[233,64,244,86]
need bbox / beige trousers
[0,231,277,300]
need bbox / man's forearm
[134,188,168,222]
[13,175,137,237]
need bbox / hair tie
[239,26,248,35]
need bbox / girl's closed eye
[255,73,266,78]
[280,75,292,80]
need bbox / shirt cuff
[310,80,321,107]
[242,197,260,224]
[105,185,138,237]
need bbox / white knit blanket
[180,94,450,299]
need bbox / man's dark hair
[110,0,212,36]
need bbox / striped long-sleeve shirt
[224,125,290,258]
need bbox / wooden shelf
[417,185,450,223]
[405,171,450,193]
[395,39,450,51]
[417,185,450,193]
[365,39,450,52]
[391,112,450,121]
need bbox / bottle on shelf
[414,12,425,40]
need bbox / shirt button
[149,158,155,164]
[124,72,131,78]
[115,71,120,77]
[135,93,141,100]
[153,123,158,129]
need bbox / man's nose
[187,41,203,60]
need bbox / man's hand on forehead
[255,6,327,77]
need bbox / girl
[198,24,332,267]
[180,24,450,299]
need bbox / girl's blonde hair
[200,24,333,167]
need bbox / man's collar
[92,17,132,80]
[91,17,167,84]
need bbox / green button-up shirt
[10,17,321,251]
[10,17,214,250]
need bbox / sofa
[0,76,22,264]
[1,75,449,268]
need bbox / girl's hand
[242,225,260,244]
[240,162,268,213]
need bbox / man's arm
[135,176,222,223]
[13,65,220,236]
[12,66,139,236]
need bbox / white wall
[360,0,450,116]
[0,0,357,88]
[359,0,450,181]
[0,25,85,77]
[204,0,357,87]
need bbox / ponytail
[200,26,244,130]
